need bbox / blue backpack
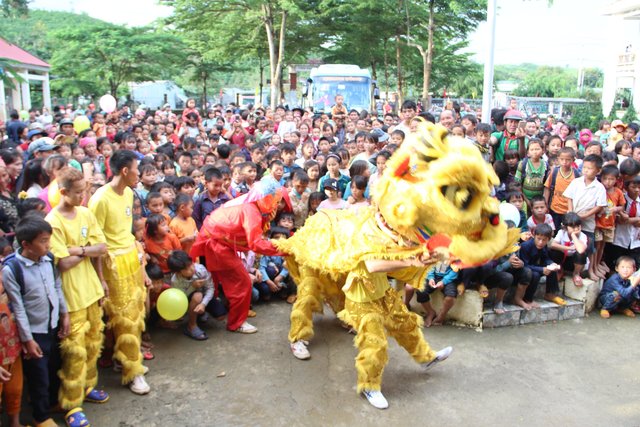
[2,252,58,294]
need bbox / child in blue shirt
[255,227,296,302]
[599,256,640,318]
[416,260,459,327]
[3,217,69,426]
[518,223,564,307]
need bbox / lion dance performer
[88,150,150,395]
[191,177,290,334]
[46,167,111,427]
[276,121,520,409]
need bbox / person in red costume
[191,177,290,334]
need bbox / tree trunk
[275,10,287,107]
[383,39,390,103]
[262,3,278,109]
[396,0,404,106]
[395,34,403,106]
[202,72,208,110]
[423,0,435,110]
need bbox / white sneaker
[114,362,149,375]
[129,375,150,395]
[362,389,389,409]
[423,346,453,371]
[290,340,311,360]
[234,321,257,334]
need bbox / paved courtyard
[20,302,640,426]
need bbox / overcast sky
[30,0,614,68]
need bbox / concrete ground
[16,302,640,427]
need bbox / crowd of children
[0,97,640,422]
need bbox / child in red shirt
[595,165,626,277]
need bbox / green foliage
[49,23,189,97]
[607,105,618,122]
[513,66,578,98]
[1,0,28,17]
[0,10,104,61]
[568,102,604,131]
[622,103,638,124]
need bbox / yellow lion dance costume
[275,121,519,408]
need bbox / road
[30,302,640,427]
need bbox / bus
[302,64,379,114]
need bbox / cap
[323,178,339,191]
[611,119,627,130]
[27,129,46,140]
[28,137,58,155]
[371,128,389,142]
[59,118,73,126]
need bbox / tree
[622,102,638,124]
[568,102,604,131]
[49,24,188,97]
[1,0,27,17]
[404,0,486,108]
[513,66,577,98]
[164,0,321,109]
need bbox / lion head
[373,121,519,267]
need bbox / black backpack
[548,166,581,207]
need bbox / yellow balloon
[156,288,188,321]
[48,180,61,209]
[73,116,91,134]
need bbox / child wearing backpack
[3,217,69,427]
[515,139,548,206]
[544,147,580,231]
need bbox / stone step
[482,297,584,328]
[403,275,599,329]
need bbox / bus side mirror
[303,78,312,98]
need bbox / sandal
[183,326,208,341]
[573,275,584,287]
[143,349,155,360]
[85,387,109,404]
[65,408,90,427]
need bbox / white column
[19,69,31,110]
[42,72,51,111]
[481,0,497,124]
[0,79,6,122]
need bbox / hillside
[0,10,106,61]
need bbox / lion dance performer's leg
[288,266,325,343]
[287,261,346,342]
[58,302,104,410]
[339,289,437,393]
[103,247,145,384]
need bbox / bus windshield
[311,76,371,112]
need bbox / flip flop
[183,326,208,341]
[65,408,90,427]
[85,387,109,404]
[143,349,155,360]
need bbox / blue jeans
[599,291,633,311]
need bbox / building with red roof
[0,37,51,121]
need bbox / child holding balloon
[167,250,227,341]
